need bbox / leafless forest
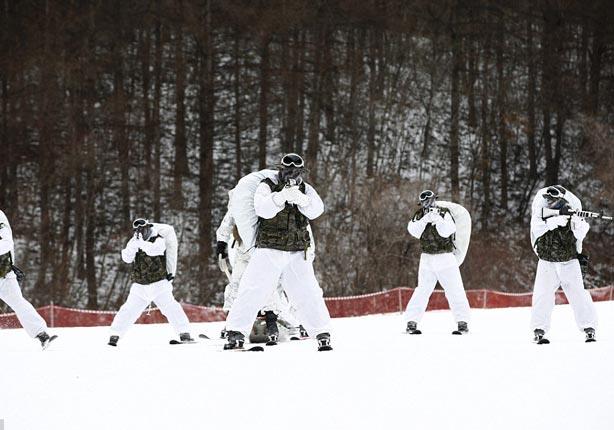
[1,0,613,310]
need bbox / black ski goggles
[419,190,435,202]
[281,153,305,168]
[133,218,151,229]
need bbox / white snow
[1,302,613,430]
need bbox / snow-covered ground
[1,302,613,430]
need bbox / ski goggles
[133,218,151,229]
[419,190,435,202]
[281,153,305,168]
[544,186,565,200]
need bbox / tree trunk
[257,36,270,170]
[588,21,604,115]
[366,29,378,178]
[173,23,189,209]
[113,3,130,222]
[233,30,242,182]
[198,0,215,301]
[140,29,153,209]
[152,21,163,220]
[85,169,98,309]
[307,29,324,182]
[36,0,54,301]
[496,16,508,209]
[480,40,492,230]
[450,19,461,201]
[542,6,559,185]
[294,31,306,155]
[527,18,537,179]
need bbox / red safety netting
[1,286,612,328]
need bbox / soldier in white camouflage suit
[0,210,56,349]
[107,219,193,346]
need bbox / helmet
[278,153,305,185]
[419,190,437,209]
[133,218,154,240]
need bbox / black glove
[12,265,25,283]
[216,241,228,259]
[166,273,175,282]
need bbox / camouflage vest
[0,251,12,278]
[131,236,168,285]
[413,207,455,254]
[535,221,577,262]
[256,179,311,252]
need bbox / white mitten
[423,210,440,224]
[272,187,293,206]
[571,215,590,240]
[288,187,310,207]
[126,236,141,253]
[545,215,569,231]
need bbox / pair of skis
[168,333,210,345]
[169,334,267,351]
[406,330,467,335]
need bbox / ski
[169,339,196,345]
[169,333,208,345]
[224,345,265,352]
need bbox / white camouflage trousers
[0,277,48,338]
[531,259,597,333]
[110,279,191,337]
[403,252,471,324]
[225,248,331,338]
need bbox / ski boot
[452,321,469,335]
[224,331,245,350]
[299,325,309,338]
[406,321,422,335]
[316,332,333,351]
[533,329,550,344]
[584,327,596,343]
[265,311,279,346]
[108,335,119,347]
[36,331,57,350]
[179,332,194,343]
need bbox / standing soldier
[108,219,194,346]
[403,190,472,335]
[223,153,333,351]
[530,185,597,344]
[0,210,56,349]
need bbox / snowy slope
[1,302,613,430]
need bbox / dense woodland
[1,0,614,310]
